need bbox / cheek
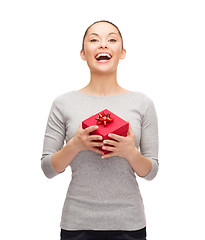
[84,50,96,65]
[113,52,122,63]
[84,43,96,55]
[112,45,123,59]
[85,48,93,56]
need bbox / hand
[101,121,136,159]
[73,124,104,155]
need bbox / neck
[83,71,123,96]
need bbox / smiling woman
[41,19,158,240]
[79,20,126,83]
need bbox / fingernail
[95,125,98,128]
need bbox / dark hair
[82,20,124,51]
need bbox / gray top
[41,90,159,231]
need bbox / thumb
[127,120,131,135]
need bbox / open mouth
[95,53,112,63]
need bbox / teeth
[96,53,112,59]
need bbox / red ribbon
[95,111,114,126]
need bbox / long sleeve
[40,90,159,230]
[41,97,66,179]
[140,96,159,181]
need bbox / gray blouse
[41,90,159,230]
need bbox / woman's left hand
[101,121,136,159]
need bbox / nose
[99,40,108,49]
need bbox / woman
[41,20,159,240]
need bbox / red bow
[95,111,114,126]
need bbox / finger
[84,125,99,134]
[89,134,103,141]
[108,133,124,142]
[78,123,83,131]
[127,123,131,134]
[127,122,134,136]
[128,124,135,137]
[103,139,117,146]
[101,152,115,159]
[129,123,133,132]
[102,145,115,151]
[90,141,104,147]
[91,147,104,155]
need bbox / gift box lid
[82,109,128,136]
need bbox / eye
[90,39,98,42]
[109,39,116,42]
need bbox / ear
[120,48,126,60]
[80,49,86,61]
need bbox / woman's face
[80,22,126,74]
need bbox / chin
[87,60,117,73]
[92,68,117,74]
[91,65,118,74]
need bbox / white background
[0,0,204,239]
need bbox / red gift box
[82,109,129,154]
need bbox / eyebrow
[88,32,118,37]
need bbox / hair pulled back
[82,20,124,51]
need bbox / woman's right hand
[72,124,104,155]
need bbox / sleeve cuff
[142,157,159,181]
[41,154,61,179]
